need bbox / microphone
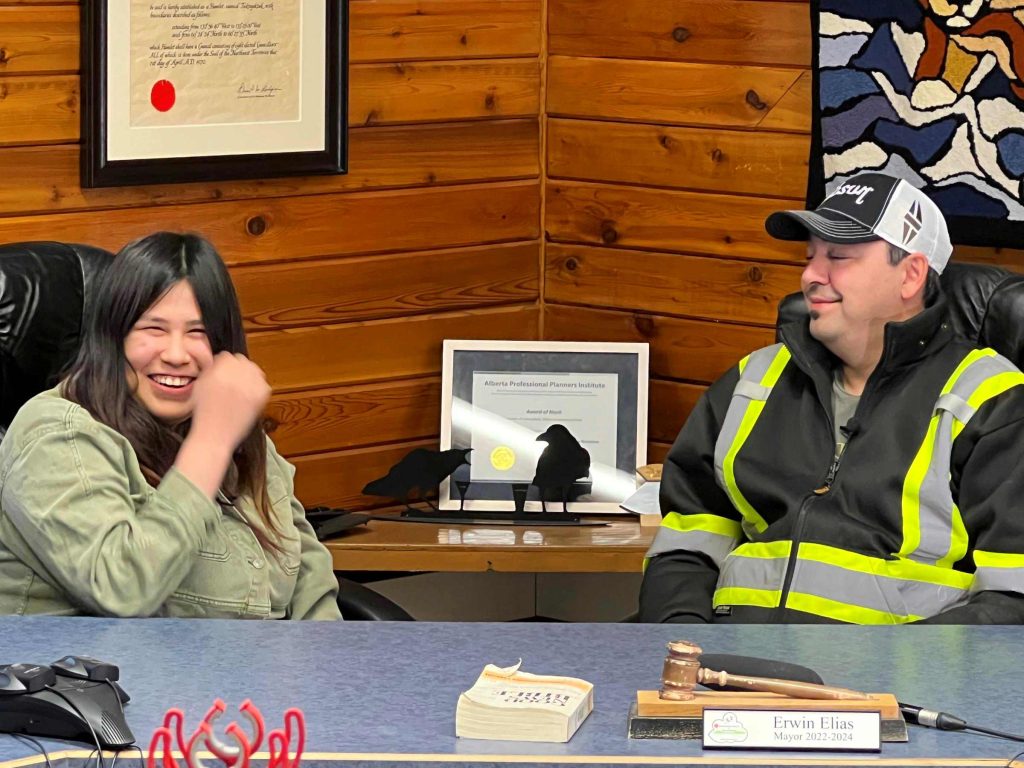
[840,418,861,439]
[899,702,1024,742]
[697,654,823,691]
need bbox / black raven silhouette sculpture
[532,424,590,513]
[363,447,472,511]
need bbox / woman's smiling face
[124,280,213,424]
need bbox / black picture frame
[80,2,347,188]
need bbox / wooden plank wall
[544,0,1024,464]
[0,1,542,510]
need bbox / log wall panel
[0,73,78,146]
[544,305,772,384]
[351,0,541,62]
[549,0,809,66]
[545,243,800,326]
[235,242,540,330]
[546,181,803,264]
[547,56,805,129]
[647,442,672,466]
[547,118,808,199]
[248,305,539,392]
[649,379,704,444]
[1,2,544,519]
[0,6,77,74]
[0,181,540,265]
[351,59,540,126]
[0,119,539,216]
[266,378,441,457]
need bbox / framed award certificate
[440,340,650,514]
[81,1,347,187]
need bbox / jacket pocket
[197,529,231,562]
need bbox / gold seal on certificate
[490,446,516,471]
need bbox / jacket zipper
[773,433,848,621]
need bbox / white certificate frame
[440,340,650,514]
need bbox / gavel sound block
[628,641,907,742]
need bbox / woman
[0,233,341,619]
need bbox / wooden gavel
[659,640,870,702]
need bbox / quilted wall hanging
[809,0,1024,248]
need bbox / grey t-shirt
[831,373,860,458]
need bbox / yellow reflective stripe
[661,511,742,539]
[730,540,792,560]
[951,370,1024,440]
[713,586,781,609]
[936,502,968,569]
[974,550,1024,569]
[900,348,996,560]
[800,542,973,590]
[737,353,751,375]
[721,347,791,535]
[785,592,922,625]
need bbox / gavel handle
[699,668,871,700]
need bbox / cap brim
[765,209,881,244]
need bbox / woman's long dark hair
[63,232,283,552]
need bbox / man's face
[801,236,908,359]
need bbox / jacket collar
[778,291,954,391]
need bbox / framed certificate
[81,1,347,187]
[440,340,650,514]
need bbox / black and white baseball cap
[765,172,953,274]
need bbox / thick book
[455,661,594,743]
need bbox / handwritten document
[130,1,301,127]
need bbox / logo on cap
[831,183,875,205]
[902,200,922,246]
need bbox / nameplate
[702,708,881,752]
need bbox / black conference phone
[0,655,134,748]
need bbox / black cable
[10,733,53,768]
[1005,745,1024,768]
[111,744,144,768]
[46,685,104,768]
[900,702,1024,743]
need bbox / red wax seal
[150,80,176,112]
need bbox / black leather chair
[0,241,411,620]
[777,261,1024,365]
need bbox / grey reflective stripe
[974,565,1024,593]
[911,352,1019,564]
[713,343,785,498]
[734,380,773,401]
[788,559,968,618]
[645,527,736,568]
[934,393,974,425]
[716,551,788,593]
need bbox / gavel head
[659,640,702,701]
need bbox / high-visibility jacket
[640,297,1024,624]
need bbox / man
[639,171,1024,624]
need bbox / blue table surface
[1,618,1023,767]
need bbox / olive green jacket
[0,387,341,620]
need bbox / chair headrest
[777,262,1024,368]
[0,242,113,427]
